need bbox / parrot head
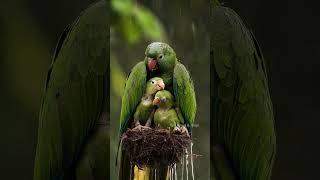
[153,90,174,109]
[146,77,165,95]
[144,42,177,72]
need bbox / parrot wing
[33,1,109,179]
[173,62,197,133]
[211,5,276,180]
[119,61,147,135]
[118,62,147,180]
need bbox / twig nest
[121,127,191,169]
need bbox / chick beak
[155,80,165,91]
[153,97,160,106]
[148,58,157,71]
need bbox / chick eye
[151,80,156,84]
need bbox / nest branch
[121,128,191,168]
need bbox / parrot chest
[134,99,154,125]
[154,109,177,129]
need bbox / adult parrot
[33,1,110,180]
[118,42,197,180]
[210,1,276,180]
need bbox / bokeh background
[1,0,320,179]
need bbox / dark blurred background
[1,0,320,179]
[1,0,96,179]
[227,0,320,179]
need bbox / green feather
[119,61,147,134]
[211,5,276,180]
[118,62,147,180]
[153,90,179,129]
[119,42,197,179]
[33,1,109,179]
[173,62,197,132]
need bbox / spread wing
[211,5,276,180]
[119,62,147,135]
[173,62,197,133]
[33,1,109,179]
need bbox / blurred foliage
[1,3,50,112]
[0,2,52,179]
[111,58,126,98]
[111,0,166,44]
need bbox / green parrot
[119,42,196,134]
[210,1,276,180]
[33,1,109,180]
[118,42,196,180]
[133,77,165,128]
[153,90,183,131]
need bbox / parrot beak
[155,80,165,90]
[153,97,161,106]
[148,58,157,71]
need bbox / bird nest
[121,128,191,169]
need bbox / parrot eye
[161,97,166,101]
[151,80,156,84]
[159,54,163,59]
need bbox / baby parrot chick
[133,77,165,129]
[153,90,186,133]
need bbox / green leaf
[111,0,166,43]
[111,58,126,98]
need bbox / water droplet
[186,149,189,180]
[174,164,178,180]
[181,154,184,180]
[191,142,195,180]
[171,166,174,180]
[192,23,196,34]
[129,163,133,180]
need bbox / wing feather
[173,62,197,132]
[33,1,109,179]
[211,6,276,180]
[119,62,147,135]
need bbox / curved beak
[148,58,157,71]
[155,80,165,91]
[153,97,160,106]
